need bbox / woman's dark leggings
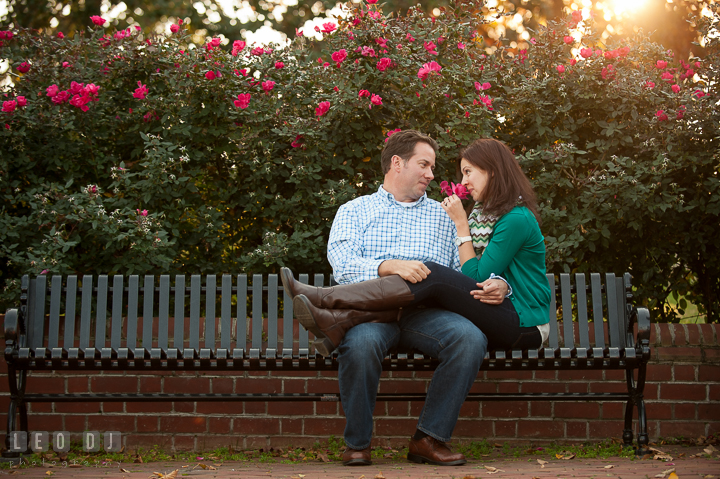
[404,261,542,350]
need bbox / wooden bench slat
[79,275,93,351]
[576,274,590,349]
[174,275,186,351]
[267,274,279,356]
[615,276,628,349]
[95,275,109,350]
[221,275,232,351]
[560,274,574,348]
[31,276,47,350]
[546,274,559,349]
[64,275,78,350]
[282,276,294,358]
[590,273,606,349]
[297,274,310,356]
[606,273,621,348]
[189,275,201,352]
[235,274,247,359]
[251,274,263,354]
[142,275,155,351]
[126,276,139,350]
[158,275,170,351]
[48,275,62,350]
[111,275,123,351]
[205,275,217,351]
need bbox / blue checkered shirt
[328,186,461,284]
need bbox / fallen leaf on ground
[668,473,678,479]
[119,468,130,473]
[68,464,82,468]
[44,472,53,477]
[134,455,144,463]
[462,475,477,479]
[649,447,673,461]
[484,466,505,474]
[703,475,716,479]
[537,459,548,468]
[374,472,386,479]
[654,467,675,478]
[318,453,330,463]
[359,475,365,479]
[151,470,178,479]
[383,453,394,458]
[556,452,576,460]
[704,445,717,455]
[603,465,614,469]
[494,443,503,448]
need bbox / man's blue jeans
[337,308,487,450]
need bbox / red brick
[29,402,52,413]
[644,384,659,400]
[657,347,702,362]
[375,418,416,436]
[658,324,673,346]
[174,401,195,413]
[482,401,528,418]
[557,370,604,381]
[566,421,587,438]
[137,416,159,432]
[533,371,557,380]
[235,417,279,435]
[531,402,552,417]
[139,377,162,393]
[164,377,210,394]
[387,401,410,417]
[244,436,269,449]
[705,349,720,362]
[589,383,627,394]
[303,418,344,435]
[674,365,696,381]
[523,383,565,394]
[686,325,702,346]
[305,379,339,394]
[699,365,720,382]
[661,384,706,401]
[458,402,479,418]
[670,324,686,345]
[588,420,624,438]
[486,370,533,380]
[498,382,519,393]
[173,435,196,451]
[660,421,707,438]
[281,418,303,434]
[283,379,306,394]
[699,404,720,420]
[710,385,720,401]
[243,402,266,414]
[646,403,672,420]
[198,435,238,451]
[518,420,563,438]
[604,370,625,381]
[390,371,413,378]
[568,383,588,393]
[160,416,206,434]
[674,403,696,420]
[600,402,624,420]
[699,324,715,346]
[90,376,137,393]
[275,370,316,378]
[55,402,101,414]
[646,364,672,382]
[126,402,172,413]
[67,377,88,393]
[26,377,64,394]
[268,402,313,416]
[649,324,658,346]
[102,402,124,413]
[87,415,133,431]
[373,401,386,416]
[63,415,87,432]
[208,417,232,434]
[315,402,338,415]
[378,380,426,395]
[453,419,494,437]
[269,436,317,449]
[212,378,234,394]
[247,370,269,377]
[554,402,599,419]
[124,434,172,450]
[469,382,498,394]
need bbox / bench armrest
[4,308,18,343]
[628,306,651,358]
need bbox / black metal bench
[3,272,651,458]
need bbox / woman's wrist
[454,221,471,237]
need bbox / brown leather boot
[292,294,401,356]
[407,436,467,466]
[280,268,415,310]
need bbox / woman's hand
[441,194,468,228]
[470,278,508,305]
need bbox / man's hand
[378,260,431,283]
[470,278,508,305]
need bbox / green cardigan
[460,206,551,328]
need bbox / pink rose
[370,94,382,107]
[17,62,30,73]
[46,84,59,97]
[16,96,26,107]
[367,0,378,3]
[384,128,401,142]
[52,90,70,105]
[2,101,17,113]
[676,105,686,120]
[556,65,566,73]
[376,57,392,71]
[315,101,330,116]
[274,61,284,69]
[671,84,680,93]
[476,95,493,110]
[375,37,388,48]
[601,64,615,80]
[417,61,441,80]
[439,181,469,199]
[84,83,100,96]
[694,89,705,98]
[406,33,415,42]
[63,62,71,68]
[90,15,106,26]
[331,49,347,65]
[232,40,246,56]
[234,93,251,109]
[661,71,673,82]
[137,209,148,216]
[457,42,465,50]
[133,81,149,99]
[655,110,668,121]
[205,71,216,80]
[251,47,264,56]
[69,81,84,95]
[644,81,655,89]
[57,32,65,39]
[170,24,179,33]
[291,135,303,148]
[262,80,275,93]
[321,22,337,34]
[563,36,573,44]
[359,90,370,98]
[474,82,491,90]
[570,59,577,66]
[655,60,667,69]
[424,41,438,55]
[580,48,593,59]
[361,46,376,57]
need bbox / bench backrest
[17,273,632,357]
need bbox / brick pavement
[1,448,718,479]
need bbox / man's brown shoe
[407,436,467,466]
[342,446,372,466]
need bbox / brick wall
[0,322,717,452]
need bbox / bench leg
[2,368,27,462]
[624,366,650,456]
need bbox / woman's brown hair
[459,138,540,224]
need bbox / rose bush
[0,3,718,321]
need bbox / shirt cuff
[489,273,513,297]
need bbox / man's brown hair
[380,129,439,174]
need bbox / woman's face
[460,158,490,202]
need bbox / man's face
[392,142,436,202]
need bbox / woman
[283,138,551,356]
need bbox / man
[324,130,507,466]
